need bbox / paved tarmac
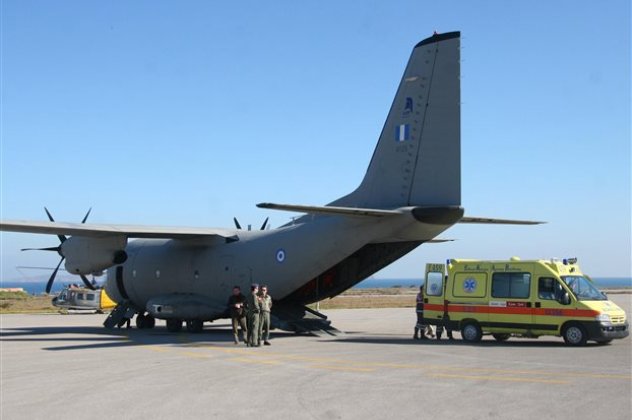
[1,294,630,420]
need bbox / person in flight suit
[227,286,248,345]
[258,285,273,346]
[246,284,262,347]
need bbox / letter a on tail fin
[333,32,461,209]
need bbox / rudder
[333,32,461,209]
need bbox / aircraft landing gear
[166,319,183,333]
[186,319,204,333]
[136,313,156,329]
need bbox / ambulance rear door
[424,263,446,323]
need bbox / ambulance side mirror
[559,292,571,305]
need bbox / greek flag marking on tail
[395,124,410,142]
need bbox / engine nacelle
[61,235,128,275]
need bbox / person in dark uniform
[246,284,262,347]
[414,285,435,340]
[227,286,248,345]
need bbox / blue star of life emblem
[463,278,477,293]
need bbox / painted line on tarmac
[309,364,375,373]
[424,365,631,380]
[429,373,570,384]
[144,342,629,382]
[227,357,281,365]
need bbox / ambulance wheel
[166,319,183,333]
[562,323,587,346]
[461,322,482,343]
[186,319,204,333]
[492,333,510,342]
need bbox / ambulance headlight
[595,314,611,323]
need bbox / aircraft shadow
[0,324,298,352]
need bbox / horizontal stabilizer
[256,203,402,217]
[460,217,545,225]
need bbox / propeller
[21,207,95,293]
[233,216,269,231]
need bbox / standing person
[246,284,262,347]
[258,285,273,346]
[227,286,248,345]
[414,285,424,340]
[413,285,435,340]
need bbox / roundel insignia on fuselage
[276,249,286,263]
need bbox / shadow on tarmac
[1,324,612,351]
[0,323,300,351]
[323,335,610,348]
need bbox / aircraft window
[86,294,95,301]
[538,277,561,300]
[426,272,444,296]
[78,293,85,300]
[492,273,531,299]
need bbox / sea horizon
[2,277,630,295]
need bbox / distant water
[1,278,630,295]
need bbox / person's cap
[251,283,259,288]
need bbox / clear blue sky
[1,0,630,283]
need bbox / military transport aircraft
[0,31,541,334]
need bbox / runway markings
[309,364,375,373]
[141,342,630,384]
[429,373,570,384]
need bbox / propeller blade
[20,246,60,252]
[80,274,96,290]
[260,217,269,230]
[45,257,65,294]
[44,207,55,222]
[233,217,242,230]
[44,207,67,243]
[81,208,92,224]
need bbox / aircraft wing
[256,203,402,217]
[0,220,239,240]
[459,217,545,225]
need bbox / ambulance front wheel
[562,323,588,346]
[461,322,482,343]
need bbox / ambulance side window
[538,277,558,300]
[492,273,531,299]
[426,272,444,296]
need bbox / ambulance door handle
[535,302,541,308]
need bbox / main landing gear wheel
[461,322,482,343]
[166,319,183,333]
[186,319,204,333]
[136,313,156,329]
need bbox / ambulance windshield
[561,276,607,301]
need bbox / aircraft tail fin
[333,32,461,209]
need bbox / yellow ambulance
[423,258,629,346]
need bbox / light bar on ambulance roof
[563,257,578,265]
